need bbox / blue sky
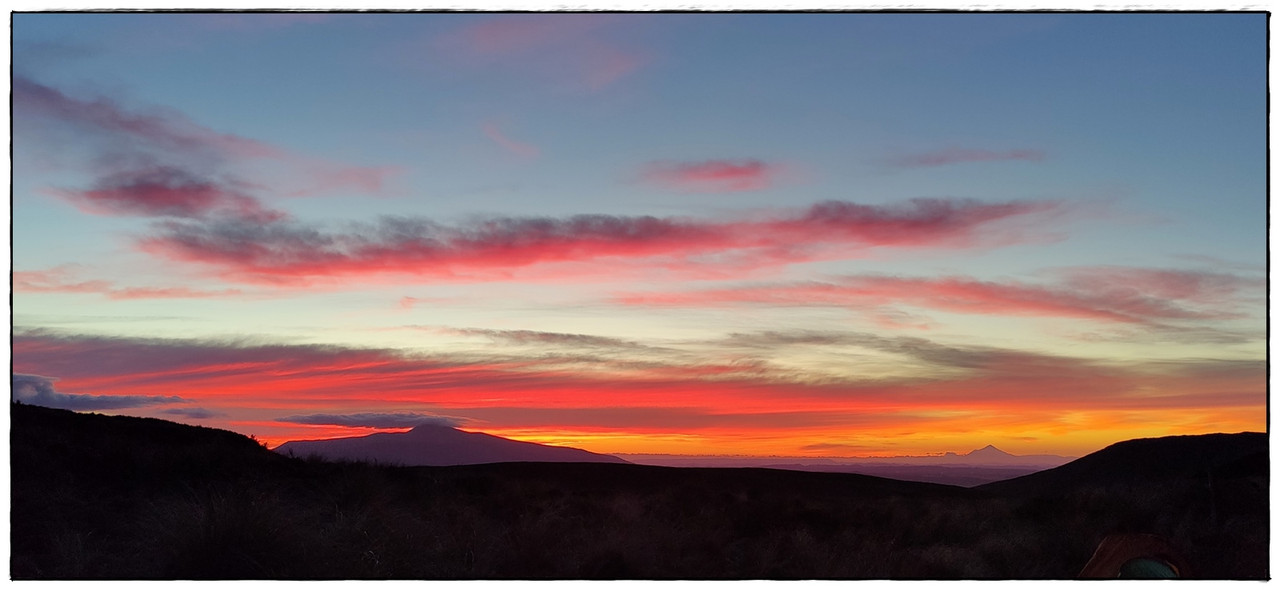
[10,12,1267,456]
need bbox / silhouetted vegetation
[10,404,1268,579]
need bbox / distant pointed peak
[967,444,1012,456]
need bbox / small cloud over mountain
[275,412,465,429]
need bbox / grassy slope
[10,403,1269,580]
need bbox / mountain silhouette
[966,444,1012,458]
[274,423,629,466]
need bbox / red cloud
[887,147,1046,168]
[617,268,1257,326]
[641,159,781,193]
[49,165,286,223]
[137,198,1060,284]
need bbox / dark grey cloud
[159,407,223,419]
[53,164,286,223]
[275,412,465,429]
[11,373,182,411]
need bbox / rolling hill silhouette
[10,403,1268,580]
[977,432,1267,496]
[273,423,629,466]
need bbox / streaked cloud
[886,147,1046,168]
[619,267,1258,327]
[442,327,652,350]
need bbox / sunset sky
[10,12,1267,457]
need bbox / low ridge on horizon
[618,442,1072,461]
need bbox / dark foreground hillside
[10,404,1269,579]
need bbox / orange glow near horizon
[11,330,1265,459]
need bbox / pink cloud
[617,268,1257,326]
[583,45,649,91]
[482,122,540,159]
[440,14,648,92]
[14,267,243,300]
[641,159,782,193]
[458,14,616,54]
[107,286,245,300]
[887,147,1046,168]
[136,198,1061,285]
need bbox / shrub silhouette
[10,404,1268,579]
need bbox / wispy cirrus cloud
[618,267,1259,327]
[13,75,277,161]
[137,198,1061,284]
[442,327,653,350]
[640,159,784,193]
[720,330,995,369]
[14,266,243,300]
[886,147,1046,168]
